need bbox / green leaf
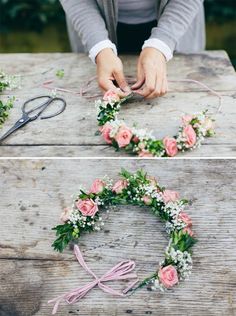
[171,230,197,252]
[51,223,74,252]
[56,69,65,79]
[120,168,132,179]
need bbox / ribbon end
[122,279,139,295]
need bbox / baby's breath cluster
[96,90,215,157]
[0,71,20,92]
[0,71,19,129]
[166,246,193,280]
[52,169,197,292]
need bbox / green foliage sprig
[0,97,15,128]
[56,69,65,79]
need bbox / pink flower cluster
[76,199,98,217]
[100,122,154,157]
[163,121,197,157]
[112,179,128,194]
[60,177,130,221]
[103,90,120,103]
[179,211,193,236]
[98,90,214,158]
[89,179,105,194]
[100,123,133,148]
[161,190,180,203]
[158,265,179,288]
[161,189,194,236]
[157,188,193,289]
[162,185,194,236]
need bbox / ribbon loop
[48,245,138,314]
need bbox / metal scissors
[0,95,66,143]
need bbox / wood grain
[0,51,235,157]
[0,159,235,315]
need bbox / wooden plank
[0,51,235,94]
[0,258,235,316]
[0,144,236,157]
[0,51,235,157]
[0,90,235,156]
[1,159,236,259]
[0,159,236,315]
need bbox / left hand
[132,47,168,99]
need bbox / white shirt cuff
[142,38,173,62]
[89,40,117,64]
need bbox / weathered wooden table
[0,159,235,315]
[0,51,235,157]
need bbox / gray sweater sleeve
[150,0,204,52]
[59,0,109,52]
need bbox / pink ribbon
[48,245,139,314]
[42,76,222,112]
[43,76,102,99]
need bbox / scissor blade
[0,117,30,143]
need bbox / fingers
[135,69,168,99]
[132,48,168,99]
[96,49,131,97]
[132,63,145,90]
[135,66,156,98]
[131,77,145,90]
[98,75,129,98]
[113,68,131,94]
[146,74,168,99]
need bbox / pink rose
[142,195,152,205]
[132,136,139,143]
[178,212,192,227]
[158,265,179,288]
[182,115,193,125]
[112,179,128,194]
[100,123,113,144]
[89,179,105,194]
[76,199,98,217]
[183,226,194,237]
[163,137,178,157]
[183,125,197,147]
[60,207,72,223]
[115,126,133,148]
[139,150,154,157]
[162,190,180,203]
[103,90,120,102]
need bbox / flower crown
[52,169,197,293]
[95,91,214,157]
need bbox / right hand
[96,48,131,97]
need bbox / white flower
[131,127,155,141]
[165,246,193,279]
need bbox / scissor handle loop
[22,95,52,115]
[40,97,67,119]
[22,95,66,120]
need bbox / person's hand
[96,48,131,97]
[132,47,168,99]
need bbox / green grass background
[0,0,235,67]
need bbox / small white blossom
[166,246,193,280]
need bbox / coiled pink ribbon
[43,76,222,113]
[48,245,139,314]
